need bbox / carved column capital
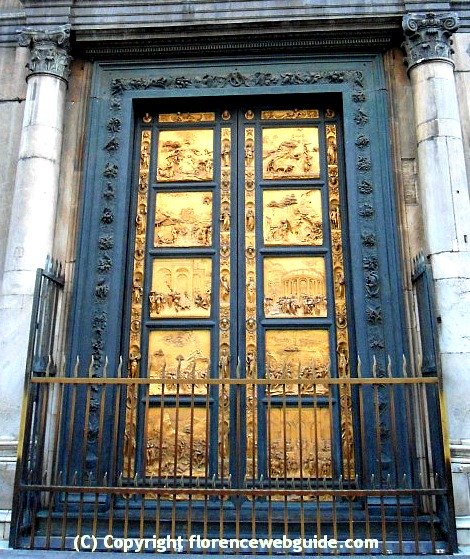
[18,24,72,82]
[402,12,459,71]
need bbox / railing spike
[372,355,377,377]
[134,473,138,486]
[73,356,80,377]
[88,355,95,377]
[357,355,362,378]
[73,471,78,486]
[103,355,109,378]
[402,354,408,377]
[402,473,407,488]
[57,470,63,484]
[117,356,123,378]
[103,472,108,486]
[386,473,391,488]
[387,355,392,377]
[46,355,52,377]
[370,473,375,488]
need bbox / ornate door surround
[68,56,408,484]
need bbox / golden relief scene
[263,189,323,246]
[154,191,212,247]
[261,109,320,120]
[264,257,327,318]
[268,408,332,479]
[265,329,330,395]
[262,127,320,180]
[146,407,207,477]
[156,129,214,182]
[149,258,212,318]
[148,329,210,395]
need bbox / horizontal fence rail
[11,357,457,554]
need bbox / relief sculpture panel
[264,257,327,318]
[146,407,208,477]
[149,258,212,318]
[157,129,213,182]
[155,192,212,247]
[265,329,330,395]
[262,127,320,180]
[263,189,323,246]
[148,330,210,395]
[268,407,331,479]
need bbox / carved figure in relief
[246,208,255,232]
[337,342,349,377]
[327,135,337,165]
[132,281,143,304]
[219,346,230,378]
[246,349,256,377]
[221,139,231,167]
[246,275,256,304]
[334,267,345,299]
[149,349,166,377]
[194,289,211,310]
[220,207,230,231]
[330,206,341,230]
[220,274,230,300]
[245,140,254,165]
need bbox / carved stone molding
[402,12,459,71]
[18,24,72,82]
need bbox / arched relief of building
[0,0,469,551]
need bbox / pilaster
[0,24,71,525]
[402,11,470,549]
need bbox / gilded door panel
[262,127,320,180]
[263,256,327,318]
[154,191,213,247]
[265,329,330,395]
[263,189,323,246]
[126,106,354,486]
[268,407,332,478]
[149,258,212,318]
[146,407,208,477]
[156,129,214,182]
[148,329,210,396]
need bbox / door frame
[67,54,410,486]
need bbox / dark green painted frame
[67,54,410,486]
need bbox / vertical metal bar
[386,360,403,553]
[203,372,210,542]
[266,375,273,546]
[282,376,288,539]
[171,360,182,540]
[297,370,305,547]
[108,360,123,539]
[187,362,196,546]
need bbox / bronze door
[125,104,354,489]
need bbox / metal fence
[10,356,457,554]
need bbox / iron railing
[10,356,457,554]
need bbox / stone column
[403,12,470,547]
[0,26,71,519]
